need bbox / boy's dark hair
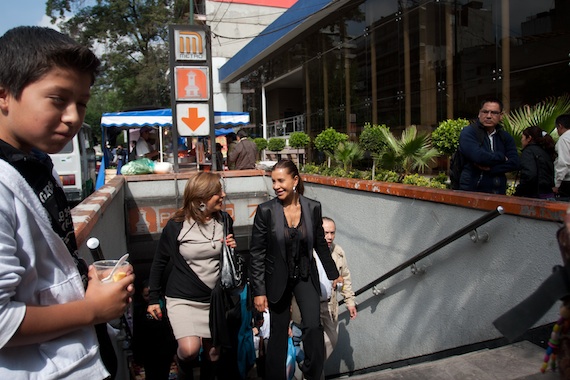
[0,26,101,100]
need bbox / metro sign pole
[168,24,216,172]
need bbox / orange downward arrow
[181,108,206,131]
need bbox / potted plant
[254,137,268,161]
[267,137,286,161]
[359,123,388,179]
[314,128,348,168]
[288,131,310,166]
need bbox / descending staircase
[342,341,560,380]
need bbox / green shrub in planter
[360,123,389,178]
[289,132,310,149]
[314,128,348,167]
[301,163,322,174]
[403,174,431,187]
[432,172,449,185]
[431,118,469,156]
[254,137,268,152]
[267,137,286,152]
[402,174,447,189]
[374,170,400,183]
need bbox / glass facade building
[230,0,569,141]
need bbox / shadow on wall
[326,322,356,376]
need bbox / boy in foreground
[0,26,134,379]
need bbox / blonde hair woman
[147,172,236,379]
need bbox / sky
[0,0,57,36]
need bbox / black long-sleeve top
[147,211,234,305]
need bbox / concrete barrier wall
[73,176,127,262]
[300,176,566,376]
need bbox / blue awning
[101,109,172,128]
[219,0,344,84]
[101,109,249,135]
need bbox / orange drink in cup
[93,259,129,283]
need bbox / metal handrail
[339,206,504,305]
[266,114,305,138]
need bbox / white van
[49,124,97,204]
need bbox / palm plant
[374,125,439,175]
[502,94,570,149]
[333,141,364,172]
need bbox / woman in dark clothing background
[132,280,176,380]
[249,160,342,380]
[514,126,556,199]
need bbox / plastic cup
[93,260,129,283]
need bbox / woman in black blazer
[250,160,342,379]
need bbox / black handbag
[220,213,244,291]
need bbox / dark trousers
[265,277,324,380]
[559,181,570,199]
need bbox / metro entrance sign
[168,24,215,144]
[176,103,209,136]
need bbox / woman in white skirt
[147,172,236,379]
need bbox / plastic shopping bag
[120,158,155,175]
[286,336,296,380]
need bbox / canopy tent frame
[96,109,249,189]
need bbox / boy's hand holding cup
[87,258,134,324]
[93,259,130,283]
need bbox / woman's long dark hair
[522,126,556,161]
[272,159,304,195]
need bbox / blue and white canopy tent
[96,109,250,188]
[100,108,249,132]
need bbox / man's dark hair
[480,97,504,111]
[237,129,249,139]
[0,26,100,100]
[226,132,237,143]
[557,114,570,131]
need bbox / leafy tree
[253,137,267,160]
[431,118,469,156]
[85,87,125,145]
[333,142,363,172]
[267,138,286,152]
[314,128,348,167]
[254,138,268,152]
[289,132,310,165]
[376,125,439,175]
[289,132,310,150]
[359,123,389,178]
[46,0,189,109]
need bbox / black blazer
[249,195,339,303]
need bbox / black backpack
[449,124,506,190]
[449,148,468,190]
